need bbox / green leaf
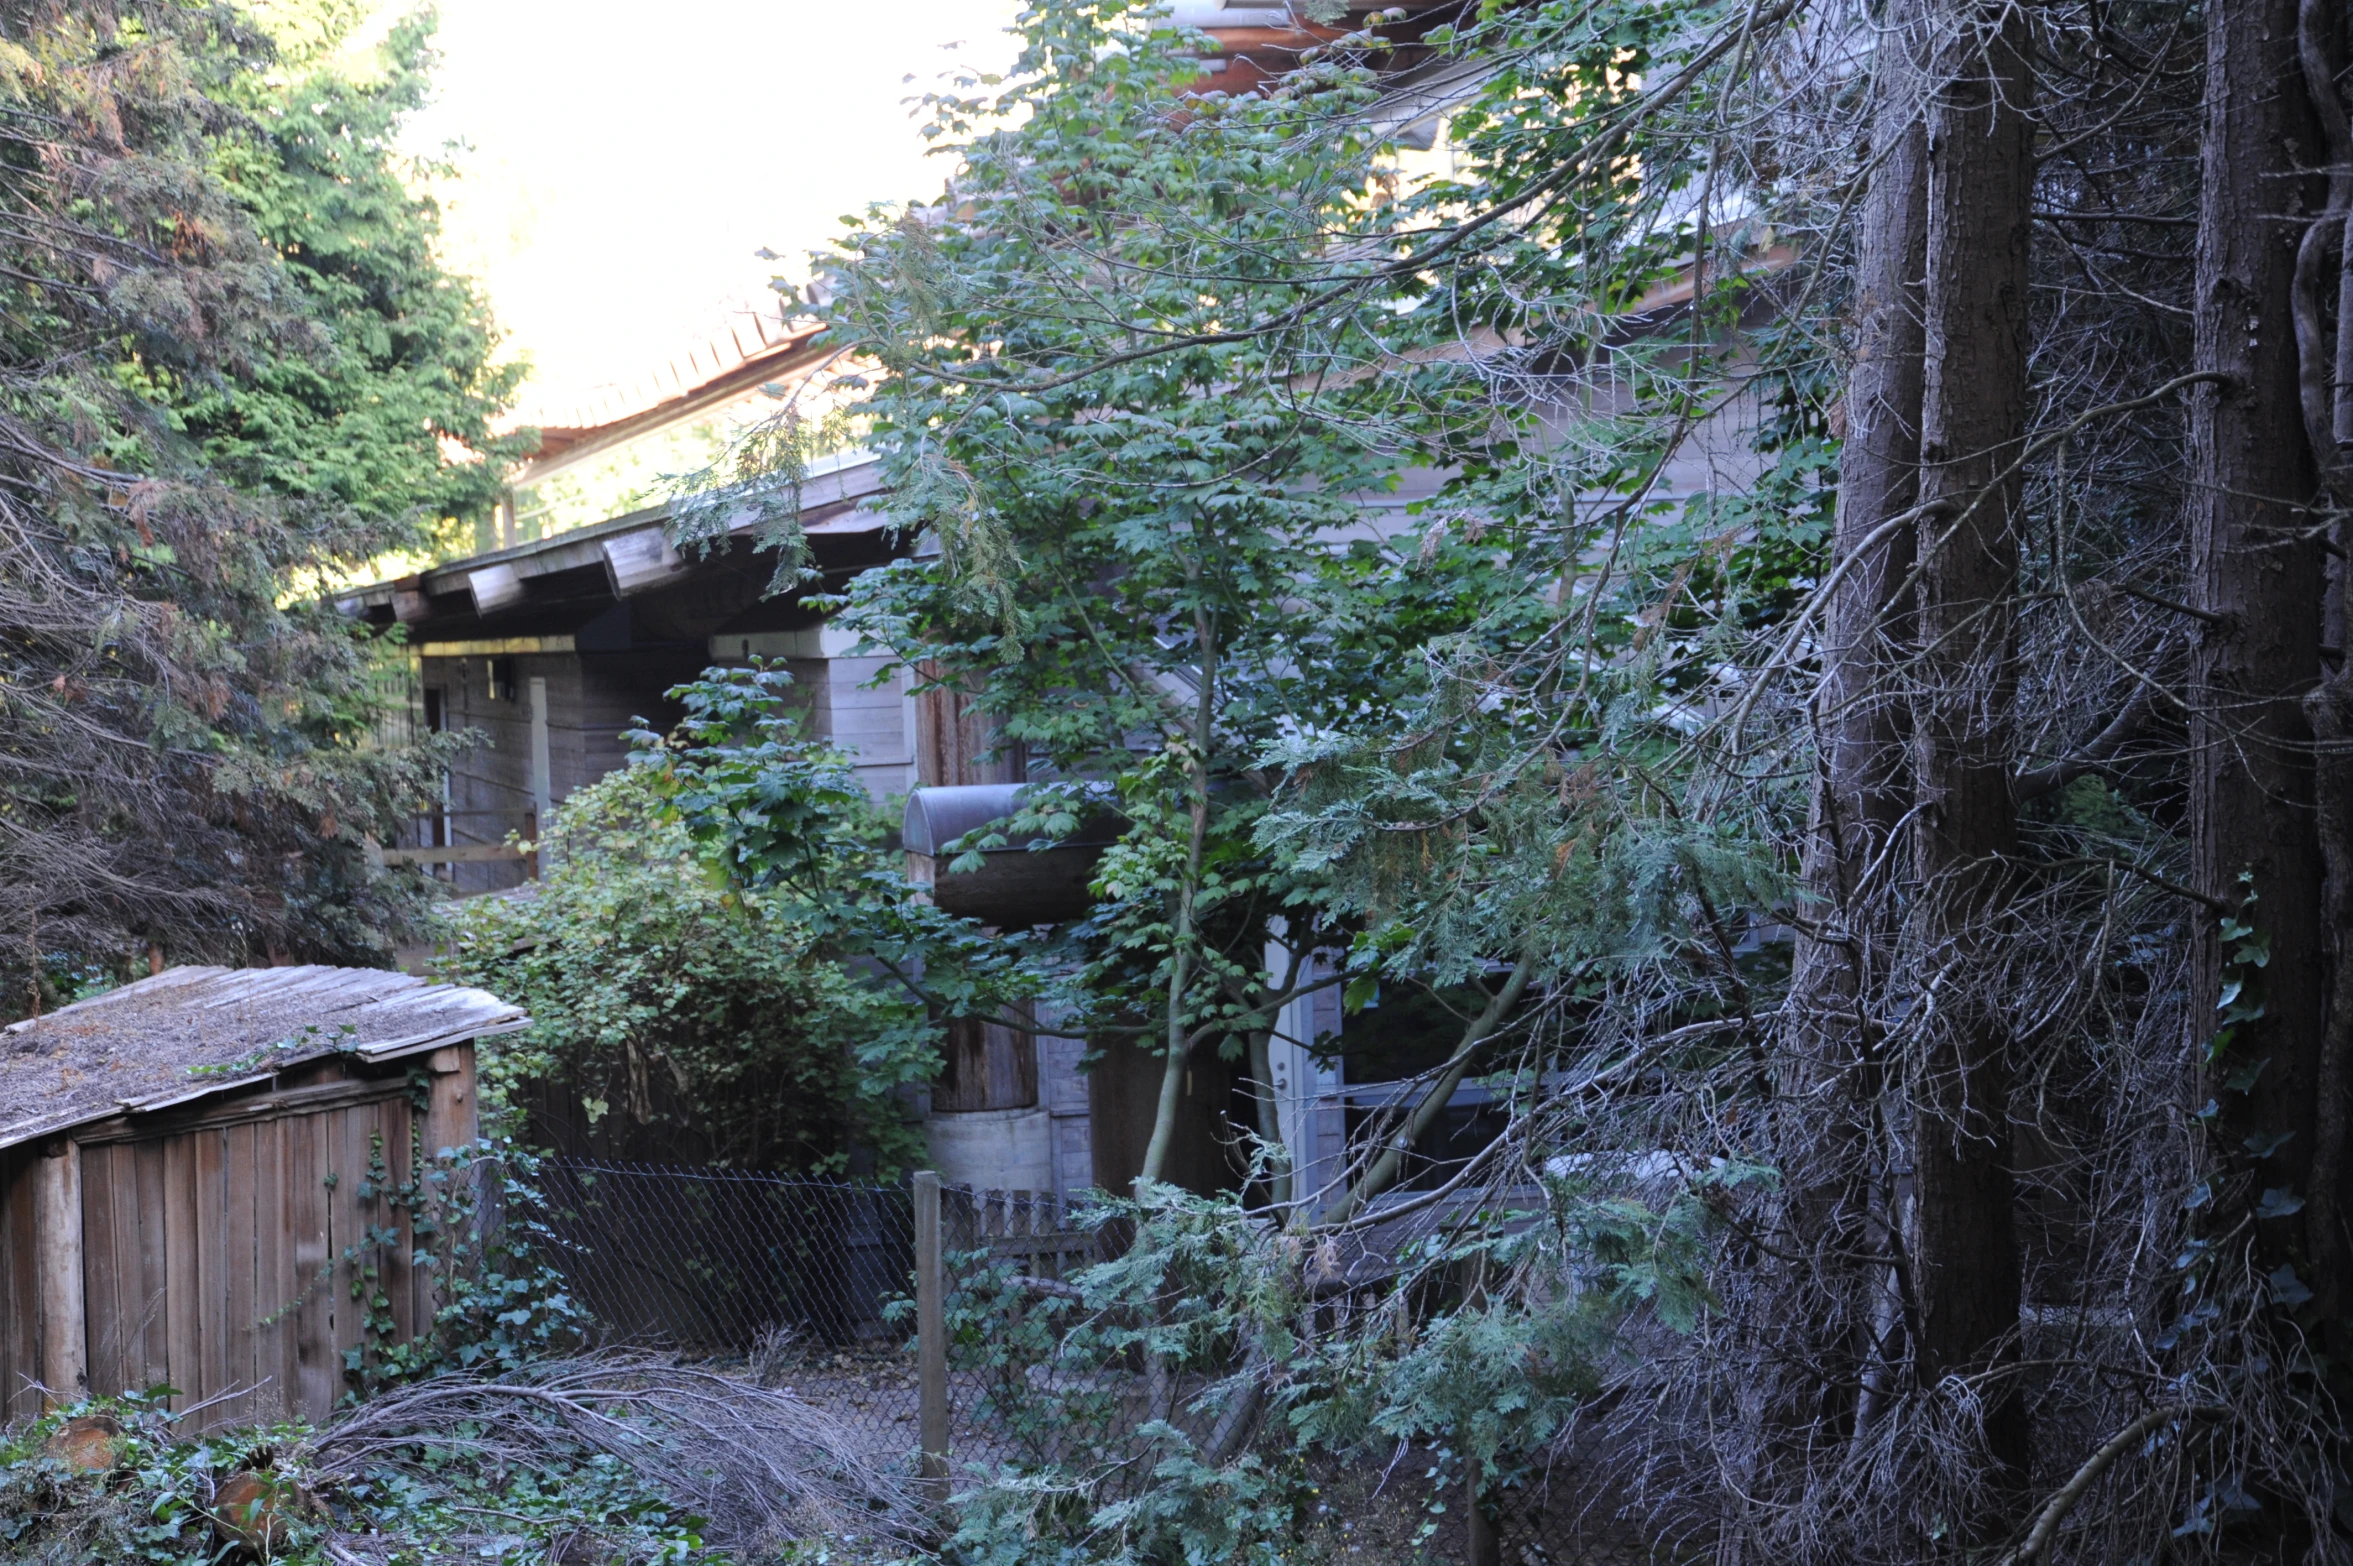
[2256,1187,2305,1220]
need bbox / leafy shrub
[438,751,934,1176]
[228,1125,586,1400]
[342,1136,590,1390]
[919,1172,1735,1565]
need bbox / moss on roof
[0,965,525,1150]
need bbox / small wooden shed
[0,966,526,1429]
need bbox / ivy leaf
[2269,1265,2315,1307]
[2255,1187,2305,1220]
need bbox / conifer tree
[0,1,509,998]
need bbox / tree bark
[1780,0,1929,1448]
[1139,600,1219,1188]
[2290,0,2353,1335]
[1905,0,2035,1511]
[2187,0,2327,1303]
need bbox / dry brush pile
[0,1355,920,1564]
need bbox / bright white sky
[400,0,1023,428]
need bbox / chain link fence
[532,1160,1554,1555]
[537,1160,917,1351]
[535,1160,1107,1464]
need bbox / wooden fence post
[915,1170,948,1505]
[1463,1248,1499,1566]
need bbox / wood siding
[0,1048,476,1430]
[423,648,707,893]
[0,1145,38,1421]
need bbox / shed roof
[0,965,527,1152]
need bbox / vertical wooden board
[418,1052,478,1331]
[0,1157,35,1422]
[421,1045,478,1161]
[192,1127,230,1425]
[75,1143,117,1402]
[327,1103,370,1397]
[130,1139,170,1394]
[248,1118,291,1422]
[330,1103,361,1390]
[221,1124,260,1428]
[285,1112,336,1424]
[0,1163,18,1422]
[378,1098,416,1346]
[160,1135,200,1414]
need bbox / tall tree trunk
[1905,0,2035,1513]
[1780,0,1929,1451]
[2187,0,2326,1307]
[2290,0,2353,1338]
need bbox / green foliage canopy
[0,0,518,991]
[196,7,527,540]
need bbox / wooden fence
[942,1184,1099,1280]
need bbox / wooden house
[337,450,916,897]
[0,966,525,1428]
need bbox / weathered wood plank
[130,1138,170,1394]
[222,1123,259,1427]
[161,1135,199,1414]
[249,1117,290,1422]
[0,1152,38,1421]
[415,1046,477,1333]
[192,1128,229,1422]
[378,1098,415,1347]
[286,1111,335,1422]
[72,1073,416,1145]
[376,843,531,866]
[328,1104,369,1397]
[34,1141,86,1405]
[78,1141,123,1401]
[420,1044,477,1161]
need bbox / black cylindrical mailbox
[902,784,1118,927]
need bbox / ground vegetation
[0,1356,912,1565]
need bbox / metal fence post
[914,1170,948,1504]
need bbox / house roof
[0,966,528,1152]
[515,321,835,488]
[1181,1,1471,98]
[337,448,887,638]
